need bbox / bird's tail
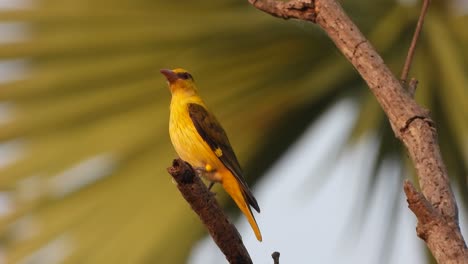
[221,171,262,241]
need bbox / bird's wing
[188,103,260,212]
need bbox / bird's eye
[179,72,193,80]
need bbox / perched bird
[161,68,262,241]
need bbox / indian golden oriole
[161,68,262,241]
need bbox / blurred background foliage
[0,0,466,263]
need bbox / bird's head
[160,68,198,96]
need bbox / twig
[408,78,419,98]
[404,180,467,258]
[272,251,280,264]
[247,0,468,263]
[401,0,431,84]
[167,159,253,264]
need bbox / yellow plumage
[161,68,262,241]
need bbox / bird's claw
[208,181,215,190]
[194,165,217,176]
[194,165,217,192]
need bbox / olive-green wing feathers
[188,103,260,213]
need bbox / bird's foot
[208,181,216,190]
[194,167,205,177]
[194,164,217,177]
[194,165,217,193]
[210,185,218,196]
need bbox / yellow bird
[161,68,262,241]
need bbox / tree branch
[400,0,431,84]
[247,0,468,263]
[248,0,316,22]
[167,159,253,264]
[404,180,466,247]
[272,251,280,264]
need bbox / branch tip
[167,158,195,184]
[404,180,437,228]
[272,251,280,264]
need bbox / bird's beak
[160,69,178,84]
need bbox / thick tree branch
[167,159,253,264]
[248,0,468,263]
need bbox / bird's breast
[169,99,223,182]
